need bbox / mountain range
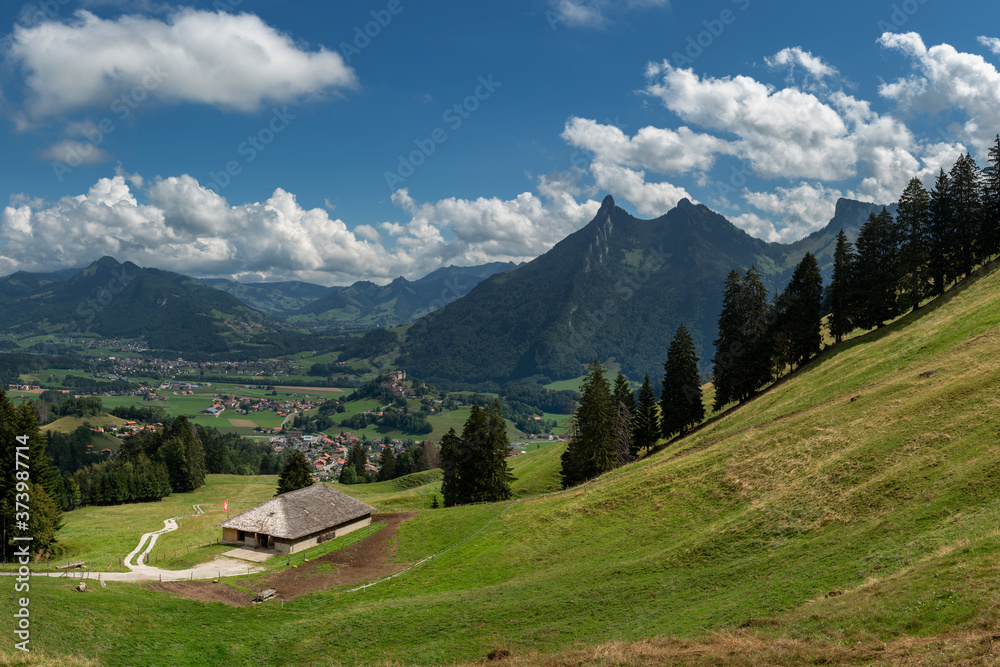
[400,195,893,386]
[0,197,891,370]
[0,256,278,354]
[197,262,517,325]
[0,257,518,354]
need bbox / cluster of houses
[98,355,294,380]
[269,430,400,481]
[198,394,327,421]
[7,383,40,392]
[379,369,416,397]
[82,339,148,352]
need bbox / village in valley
[7,347,567,488]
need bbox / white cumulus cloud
[742,182,844,242]
[766,47,838,80]
[562,116,733,174]
[879,32,1000,152]
[7,8,356,122]
[0,173,603,284]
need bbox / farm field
[9,256,1000,665]
[40,413,126,433]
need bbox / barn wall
[287,535,320,554]
[335,515,371,539]
[221,528,240,545]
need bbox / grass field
[325,442,564,511]
[23,476,281,572]
[8,261,1000,665]
[542,359,621,393]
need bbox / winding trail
[3,507,265,583]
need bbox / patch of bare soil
[146,581,252,607]
[263,512,415,599]
[144,513,415,606]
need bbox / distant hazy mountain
[195,278,333,318]
[289,262,519,326]
[0,257,279,354]
[400,195,893,386]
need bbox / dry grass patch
[456,630,1000,666]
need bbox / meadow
[5,262,1000,665]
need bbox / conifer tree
[439,403,513,505]
[768,289,794,376]
[712,267,772,410]
[950,153,983,276]
[897,177,932,311]
[611,373,636,462]
[458,404,491,501]
[712,269,744,409]
[341,442,367,483]
[928,168,955,295]
[560,361,615,487]
[612,373,635,415]
[613,399,634,465]
[983,134,1000,259]
[162,436,191,493]
[276,449,314,495]
[784,252,823,367]
[660,323,704,439]
[377,442,396,482]
[483,400,514,501]
[853,209,900,330]
[633,373,659,453]
[0,391,62,558]
[829,230,855,343]
[439,428,462,507]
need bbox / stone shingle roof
[217,484,374,540]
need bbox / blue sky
[2,0,1000,284]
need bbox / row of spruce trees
[560,143,1000,489]
[560,331,705,489]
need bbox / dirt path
[147,581,254,606]
[148,513,415,605]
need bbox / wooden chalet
[217,484,374,554]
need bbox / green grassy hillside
[6,262,1000,666]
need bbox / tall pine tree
[339,442,367,484]
[712,267,773,410]
[784,252,823,368]
[483,400,514,501]
[440,403,513,505]
[829,230,855,343]
[611,373,635,464]
[439,428,462,507]
[928,168,955,295]
[377,443,397,482]
[660,323,704,439]
[983,134,1000,259]
[560,361,615,488]
[853,209,900,330]
[896,177,932,312]
[633,373,659,454]
[950,153,983,276]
